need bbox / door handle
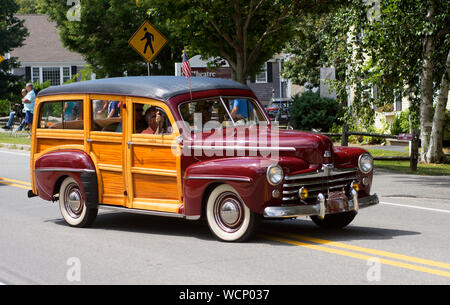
[127,141,134,149]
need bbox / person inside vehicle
[141,106,172,135]
[230,99,252,125]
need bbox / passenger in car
[141,107,172,135]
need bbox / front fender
[183,156,309,217]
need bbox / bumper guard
[263,192,379,219]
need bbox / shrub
[290,91,341,132]
[390,111,411,135]
[0,99,10,116]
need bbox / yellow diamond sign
[0,55,4,63]
[129,20,168,63]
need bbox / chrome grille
[282,167,359,202]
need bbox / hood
[187,126,333,165]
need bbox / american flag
[182,51,191,78]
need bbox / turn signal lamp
[299,187,308,200]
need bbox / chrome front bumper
[263,191,379,219]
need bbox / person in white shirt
[22,83,36,136]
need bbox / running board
[99,204,201,220]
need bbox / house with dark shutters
[10,14,86,86]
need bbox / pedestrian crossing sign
[128,20,168,63]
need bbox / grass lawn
[0,133,31,146]
[367,148,450,176]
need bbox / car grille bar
[282,167,359,202]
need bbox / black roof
[37,76,251,101]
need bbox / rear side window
[39,100,84,130]
[91,99,122,132]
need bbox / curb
[0,143,31,151]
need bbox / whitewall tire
[59,177,97,227]
[206,184,259,242]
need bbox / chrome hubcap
[214,192,244,233]
[64,183,83,218]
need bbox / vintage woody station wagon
[29,76,379,242]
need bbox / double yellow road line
[0,177,31,190]
[263,232,450,279]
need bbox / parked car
[28,76,378,242]
[266,98,291,119]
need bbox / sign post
[128,20,168,74]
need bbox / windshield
[179,97,268,133]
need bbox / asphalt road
[0,148,449,285]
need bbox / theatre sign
[175,55,232,79]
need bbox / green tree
[284,0,450,163]
[147,0,343,83]
[15,0,40,13]
[357,0,449,163]
[282,15,329,89]
[0,0,29,101]
[37,0,183,77]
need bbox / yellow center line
[0,177,31,190]
[0,177,31,186]
[0,181,30,190]
[263,234,450,278]
[276,232,450,271]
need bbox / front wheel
[206,184,259,242]
[310,211,357,229]
[59,177,97,227]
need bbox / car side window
[39,101,63,129]
[91,99,122,132]
[134,103,172,135]
[39,100,83,130]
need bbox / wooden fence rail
[321,129,420,171]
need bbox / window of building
[32,67,40,83]
[63,67,71,83]
[255,63,268,83]
[30,66,72,86]
[42,67,61,86]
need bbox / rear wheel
[206,184,259,242]
[310,211,357,229]
[59,177,97,227]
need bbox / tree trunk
[233,54,247,84]
[426,49,450,163]
[419,38,435,162]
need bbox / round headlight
[358,153,373,174]
[267,164,284,186]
